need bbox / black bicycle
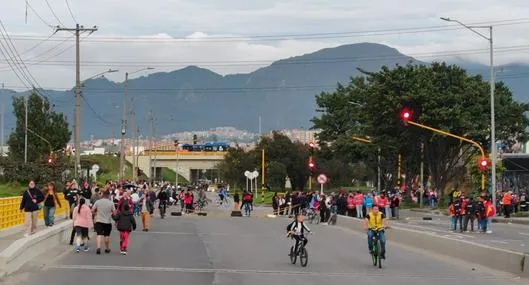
[287,232,309,267]
[369,227,387,269]
[159,201,167,219]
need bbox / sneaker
[23,233,29,238]
[84,247,89,252]
[96,249,101,255]
[120,251,125,255]
[123,251,128,256]
[75,248,80,253]
[105,249,111,254]
[486,230,493,234]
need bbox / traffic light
[308,142,316,154]
[47,153,55,165]
[308,160,316,175]
[478,157,490,171]
[193,134,197,145]
[401,108,412,121]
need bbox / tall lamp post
[119,67,154,183]
[76,69,118,177]
[441,17,496,207]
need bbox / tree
[266,161,287,190]
[313,63,529,195]
[217,147,257,189]
[7,93,71,162]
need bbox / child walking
[72,198,93,253]
[114,203,136,255]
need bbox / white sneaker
[23,233,29,237]
[486,230,493,234]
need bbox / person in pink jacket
[354,192,365,219]
[73,198,93,253]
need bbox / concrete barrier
[336,215,527,277]
[0,219,73,278]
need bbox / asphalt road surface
[396,210,529,252]
[1,208,526,285]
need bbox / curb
[0,219,73,280]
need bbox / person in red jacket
[377,193,390,217]
[354,192,364,219]
[346,193,355,217]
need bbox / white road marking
[42,264,512,280]
[519,232,529,236]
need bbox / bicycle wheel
[290,246,297,264]
[371,239,378,266]
[376,239,382,269]
[299,247,308,267]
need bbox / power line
[80,93,111,125]
[5,17,529,43]
[64,0,77,24]
[0,19,48,98]
[25,1,53,28]
[1,43,529,70]
[44,0,64,26]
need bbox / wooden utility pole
[56,24,97,178]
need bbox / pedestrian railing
[0,195,68,230]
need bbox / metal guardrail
[0,195,68,230]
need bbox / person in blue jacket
[364,193,374,214]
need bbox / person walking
[114,203,137,255]
[20,180,44,237]
[462,196,476,232]
[43,182,62,227]
[92,190,115,255]
[502,191,513,218]
[72,198,93,253]
[140,189,154,231]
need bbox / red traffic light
[309,142,316,149]
[478,158,489,170]
[308,161,315,168]
[401,108,412,121]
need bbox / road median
[336,215,528,278]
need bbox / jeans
[451,215,463,231]
[355,205,363,218]
[392,207,400,219]
[368,230,386,254]
[462,215,475,231]
[43,206,56,226]
[479,218,488,232]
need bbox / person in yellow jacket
[364,205,388,259]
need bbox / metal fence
[0,195,68,230]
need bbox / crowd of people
[271,188,402,224]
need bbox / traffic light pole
[405,120,486,190]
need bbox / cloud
[1,0,529,89]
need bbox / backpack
[243,194,252,202]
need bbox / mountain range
[1,42,528,140]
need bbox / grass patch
[0,183,25,197]
[514,211,529,218]
[160,168,189,185]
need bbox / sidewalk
[0,216,69,253]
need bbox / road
[396,210,529,252]
[1,206,526,285]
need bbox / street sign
[317,174,328,184]
[244,171,251,178]
[252,170,259,179]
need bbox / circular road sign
[317,174,328,184]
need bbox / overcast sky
[2,0,529,90]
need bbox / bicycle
[287,231,309,267]
[215,196,231,208]
[307,208,319,224]
[159,201,167,219]
[369,227,388,269]
[194,199,208,213]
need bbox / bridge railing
[0,195,68,230]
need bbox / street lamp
[441,17,497,207]
[74,68,118,177]
[119,67,155,183]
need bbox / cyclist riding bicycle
[218,187,228,204]
[364,205,387,259]
[286,214,311,256]
[157,189,169,215]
